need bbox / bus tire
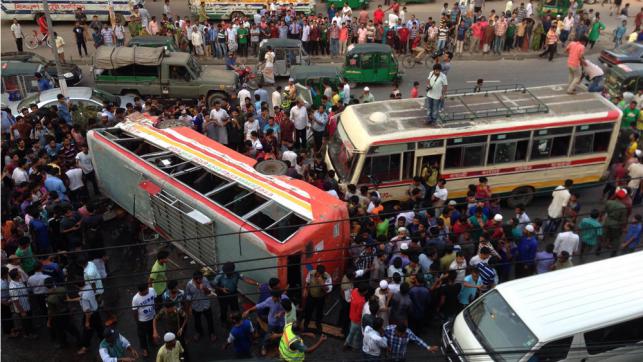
[207,92,227,107]
[230,11,244,20]
[507,186,535,208]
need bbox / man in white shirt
[561,12,575,43]
[66,165,85,203]
[526,0,533,18]
[388,12,399,28]
[431,178,448,217]
[301,20,311,52]
[238,85,252,110]
[208,102,230,145]
[83,259,104,297]
[282,146,297,166]
[27,263,48,316]
[425,63,448,124]
[362,318,388,358]
[11,159,29,184]
[290,99,308,149]
[553,222,580,257]
[583,59,604,92]
[342,82,351,105]
[76,145,99,194]
[131,285,157,357]
[271,86,282,113]
[546,179,572,234]
[10,18,23,52]
[77,279,102,355]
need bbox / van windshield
[463,290,538,361]
[327,120,357,182]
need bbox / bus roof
[340,84,622,151]
[495,252,643,342]
[108,114,338,221]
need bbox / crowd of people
[14,2,642,64]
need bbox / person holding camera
[425,63,448,125]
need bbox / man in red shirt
[373,5,385,25]
[37,14,48,37]
[565,35,587,95]
[343,284,367,350]
[397,23,410,54]
[635,7,642,31]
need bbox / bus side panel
[197,210,278,303]
[88,135,156,226]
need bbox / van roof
[496,252,643,342]
[340,84,621,151]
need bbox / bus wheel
[230,11,244,20]
[207,92,226,107]
[507,186,534,208]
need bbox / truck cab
[93,46,238,106]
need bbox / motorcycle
[234,64,260,90]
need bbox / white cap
[379,280,389,289]
[364,86,370,92]
[525,224,535,233]
[164,332,176,342]
[493,214,503,222]
[288,77,295,82]
[397,227,408,234]
[355,269,365,278]
[400,243,409,251]
[448,200,457,206]
[636,149,642,158]
[284,86,290,91]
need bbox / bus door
[415,140,445,180]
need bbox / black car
[599,42,643,67]
[1,51,83,85]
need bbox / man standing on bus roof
[425,63,448,125]
[214,262,260,326]
[545,179,573,236]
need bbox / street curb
[67,41,606,67]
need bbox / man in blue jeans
[425,64,448,124]
[583,59,604,92]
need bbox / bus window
[487,132,530,165]
[359,154,401,184]
[530,127,572,160]
[445,136,487,169]
[227,193,269,218]
[572,123,614,155]
[583,316,643,355]
[402,151,414,180]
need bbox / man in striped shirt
[477,262,497,293]
[384,323,438,362]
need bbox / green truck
[93,46,238,106]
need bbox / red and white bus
[87,113,350,299]
[326,84,622,206]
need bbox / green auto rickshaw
[327,0,368,10]
[343,43,401,86]
[538,0,583,16]
[291,65,345,108]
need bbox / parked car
[1,51,83,85]
[93,46,237,106]
[604,63,643,101]
[12,87,133,127]
[599,42,643,67]
[1,61,52,104]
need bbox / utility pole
[42,0,68,96]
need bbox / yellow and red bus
[326,84,622,207]
[87,113,349,300]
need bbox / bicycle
[402,48,436,69]
[24,30,53,50]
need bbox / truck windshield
[188,57,202,77]
[463,290,538,361]
[327,120,357,182]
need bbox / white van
[442,252,643,361]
